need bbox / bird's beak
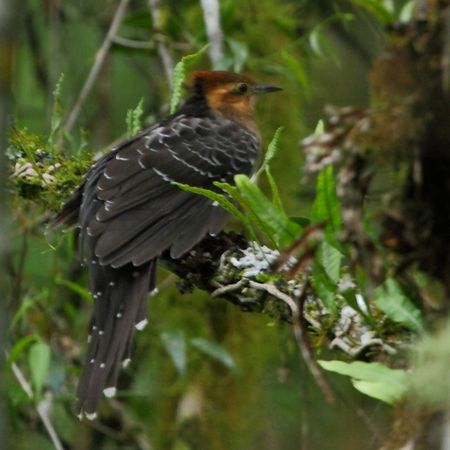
[252,84,283,94]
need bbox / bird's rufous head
[189,71,282,131]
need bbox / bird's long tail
[76,259,156,419]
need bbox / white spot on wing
[152,168,174,182]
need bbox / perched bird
[54,70,281,419]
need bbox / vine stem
[11,360,64,450]
[59,0,131,144]
[147,0,174,85]
[213,278,335,404]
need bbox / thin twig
[333,386,384,444]
[199,0,224,66]
[11,361,65,450]
[239,280,335,404]
[292,280,335,404]
[211,279,248,297]
[248,281,299,316]
[59,0,131,141]
[112,35,155,49]
[112,35,190,52]
[272,223,325,273]
[147,0,173,85]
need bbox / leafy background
[3,1,422,449]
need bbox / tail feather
[76,261,155,417]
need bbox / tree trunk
[0,0,15,446]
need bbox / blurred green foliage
[5,0,418,449]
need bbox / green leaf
[374,278,424,333]
[170,45,209,113]
[280,51,308,90]
[234,174,301,248]
[8,335,40,366]
[161,330,186,377]
[215,180,271,245]
[340,287,372,319]
[265,166,284,211]
[309,28,326,57]
[10,295,39,330]
[318,360,409,404]
[48,73,65,148]
[289,216,310,228]
[175,173,301,248]
[314,119,325,135]
[174,181,258,242]
[318,241,342,283]
[55,275,91,301]
[258,127,284,176]
[312,239,342,316]
[126,98,144,137]
[311,165,342,235]
[350,0,395,24]
[28,341,51,399]
[399,0,416,22]
[190,338,237,371]
[312,261,338,315]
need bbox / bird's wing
[80,115,259,268]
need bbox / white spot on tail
[122,358,131,368]
[100,363,106,368]
[85,412,97,421]
[103,387,117,398]
[135,319,148,331]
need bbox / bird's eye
[235,83,248,94]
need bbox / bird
[53,70,282,420]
